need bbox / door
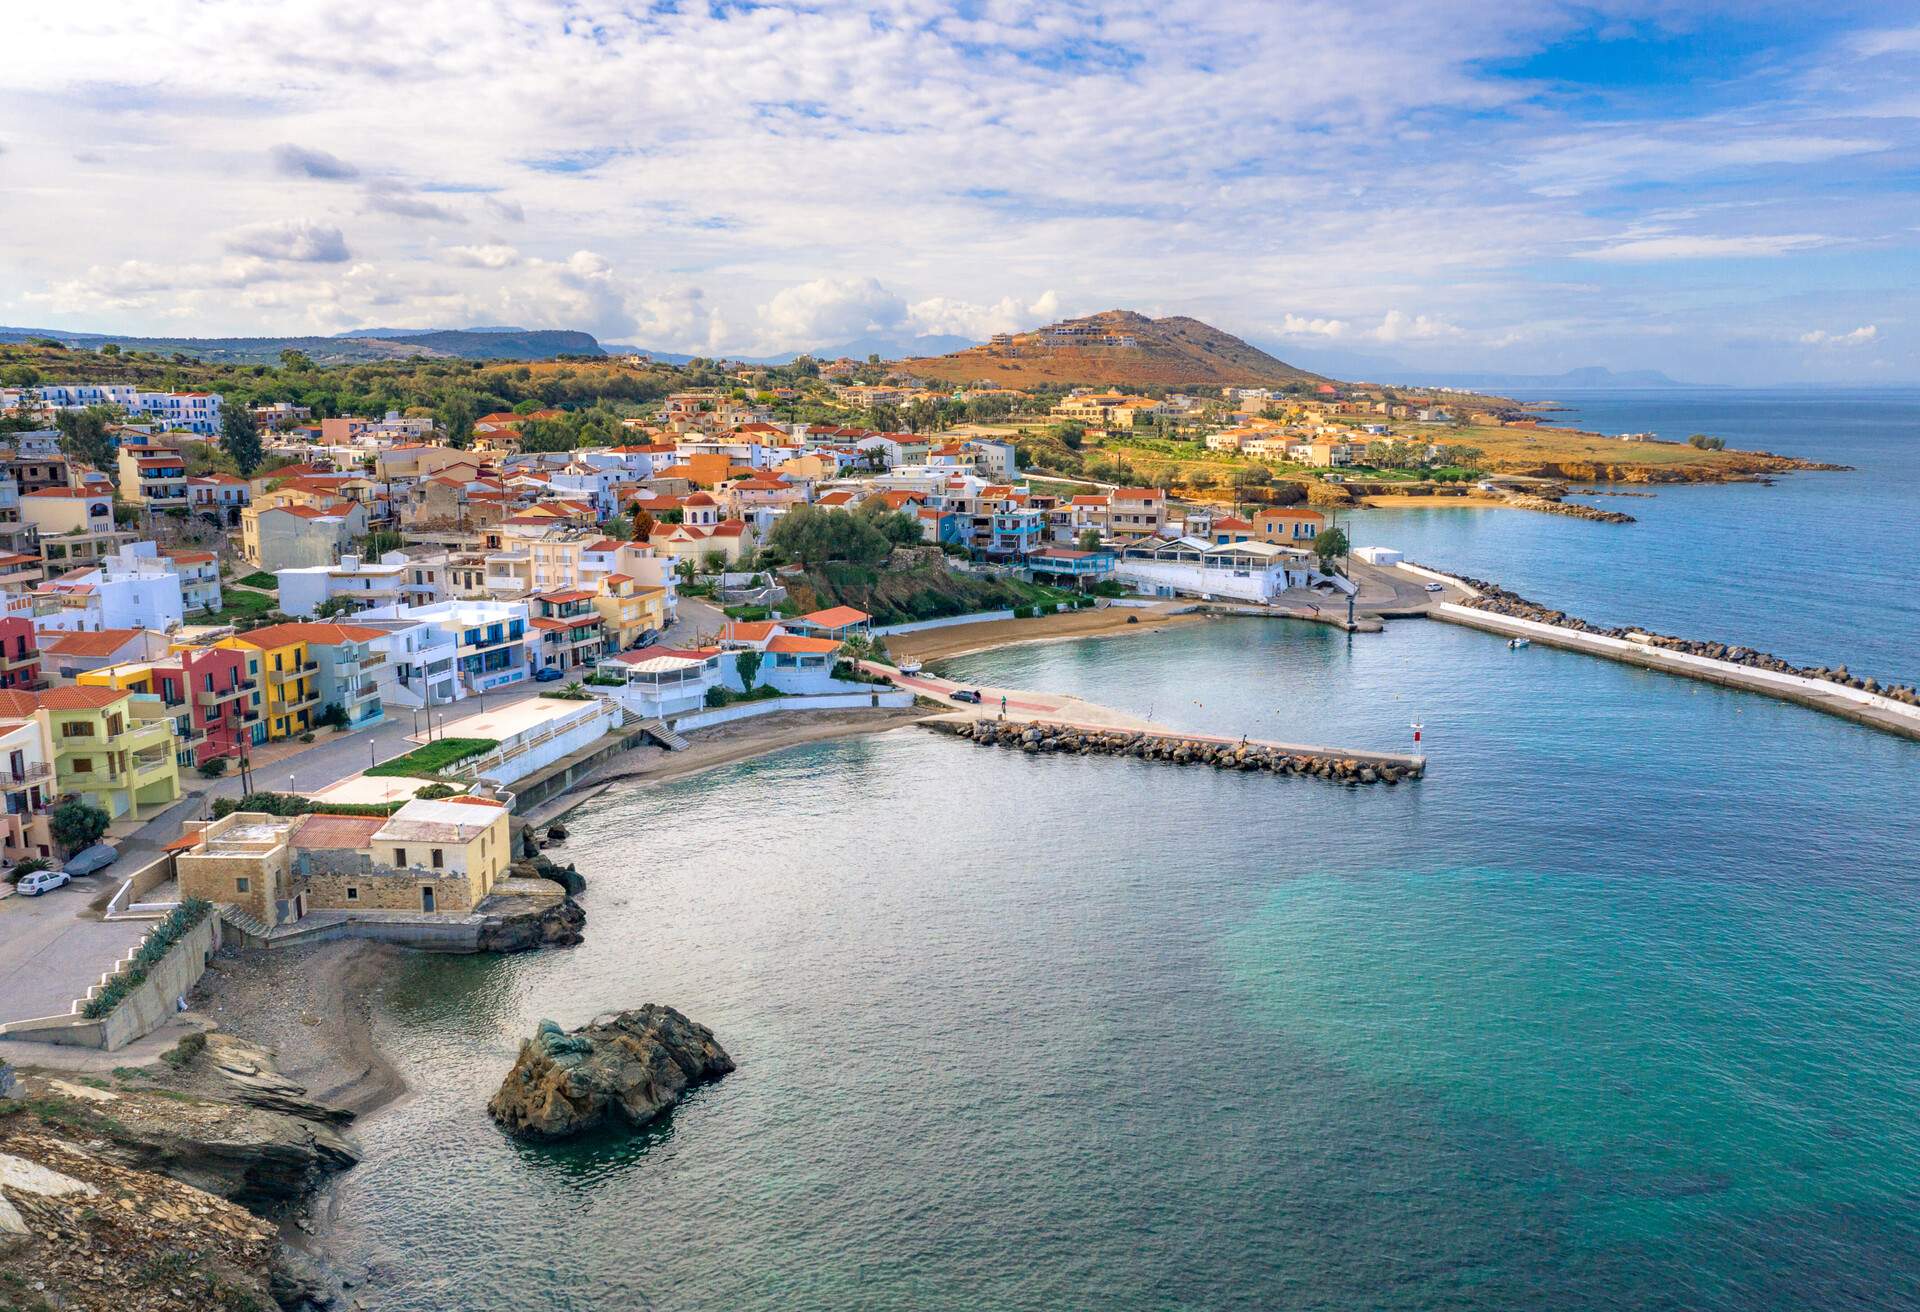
[421,886,436,913]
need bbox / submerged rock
[487,1005,734,1141]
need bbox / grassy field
[203,589,277,625]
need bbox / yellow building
[217,624,320,740]
[0,686,181,821]
[594,574,669,649]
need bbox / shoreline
[886,603,1205,664]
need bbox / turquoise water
[328,391,1920,1309]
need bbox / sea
[325,389,1920,1311]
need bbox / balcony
[196,680,257,707]
[5,762,52,785]
[267,662,319,684]
[0,646,39,672]
[276,685,320,711]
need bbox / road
[0,881,150,1027]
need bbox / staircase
[634,716,690,752]
[218,902,273,944]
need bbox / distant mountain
[901,310,1325,388]
[1407,366,1700,390]
[606,331,980,368]
[0,325,603,365]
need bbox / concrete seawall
[1433,602,1920,743]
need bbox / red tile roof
[766,634,842,656]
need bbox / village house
[22,487,131,572]
[78,643,260,766]
[0,684,181,821]
[241,501,367,570]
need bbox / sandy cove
[883,601,1205,663]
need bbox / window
[393,848,407,866]
[61,722,93,738]
[345,886,359,902]
[235,876,250,893]
[430,848,444,870]
[71,758,91,773]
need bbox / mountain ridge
[0,325,603,365]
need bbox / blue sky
[3,1,1917,383]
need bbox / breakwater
[1444,572,1919,705]
[1498,492,1636,523]
[932,718,1424,785]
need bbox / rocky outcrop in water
[1497,491,1635,523]
[1429,568,1920,705]
[940,719,1420,785]
[478,894,586,952]
[488,1006,735,1141]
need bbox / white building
[161,550,223,613]
[429,696,619,787]
[1115,537,1319,603]
[355,617,465,710]
[360,598,530,692]
[597,647,725,718]
[33,543,186,632]
[277,551,415,617]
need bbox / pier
[1410,570,1920,744]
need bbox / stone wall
[177,849,285,925]
[0,911,221,1050]
[295,849,479,914]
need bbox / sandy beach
[885,602,1205,663]
[1358,493,1509,509]
[188,939,409,1119]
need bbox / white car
[16,870,71,897]
[1424,582,1446,593]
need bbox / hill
[0,325,603,365]
[899,310,1325,388]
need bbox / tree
[219,404,264,477]
[314,596,363,619]
[279,349,313,370]
[100,343,120,356]
[50,799,110,854]
[1313,526,1350,571]
[1077,527,1103,552]
[54,405,119,471]
[438,393,475,449]
[735,648,762,691]
[1687,433,1725,451]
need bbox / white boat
[1508,637,1531,650]
[898,659,923,676]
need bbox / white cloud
[1367,309,1462,342]
[444,243,520,269]
[905,290,1060,339]
[1583,234,1828,262]
[224,220,351,263]
[756,277,908,351]
[1278,313,1351,338]
[1799,324,1878,346]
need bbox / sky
[3,1,1918,384]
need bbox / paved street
[0,882,150,1027]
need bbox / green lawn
[364,738,499,778]
[203,590,276,624]
[236,571,278,590]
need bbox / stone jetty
[1497,491,1636,524]
[935,718,1423,786]
[1444,572,1920,706]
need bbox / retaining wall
[672,690,915,732]
[0,911,221,1051]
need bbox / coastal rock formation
[488,1006,735,1141]
[477,893,586,952]
[10,1069,360,1214]
[1434,569,1920,705]
[1496,491,1635,524]
[942,719,1420,785]
[0,1115,284,1312]
[510,852,587,897]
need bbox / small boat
[1508,637,1531,650]
[898,659,923,676]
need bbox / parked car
[1424,582,1446,593]
[61,843,117,877]
[16,870,71,897]
[949,688,983,704]
[533,667,565,682]
[633,629,661,650]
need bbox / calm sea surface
[331,390,1920,1310]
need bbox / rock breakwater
[937,719,1421,785]
[1440,570,1920,705]
[1497,492,1636,523]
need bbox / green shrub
[1012,605,1035,619]
[83,899,212,1020]
[1038,602,1058,615]
[6,857,50,885]
[412,783,458,800]
[211,792,407,819]
[196,757,228,778]
[236,572,278,589]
